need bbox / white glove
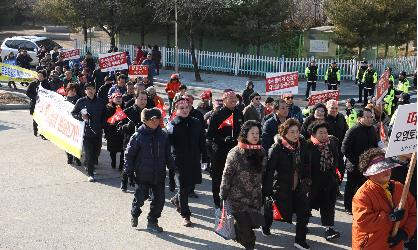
[201,163,208,170]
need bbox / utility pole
[175,0,179,73]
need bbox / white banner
[385,103,417,157]
[33,87,85,158]
[309,40,329,53]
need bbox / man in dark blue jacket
[124,108,174,232]
[71,82,106,182]
[261,99,289,151]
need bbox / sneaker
[325,227,340,240]
[131,216,138,227]
[87,176,95,182]
[147,222,163,232]
[40,135,48,140]
[337,190,343,198]
[67,158,73,164]
[170,197,181,213]
[189,192,198,198]
[183,217,192,227]
[121,183,127,192]
[260,226,271,236]
[294,240,310,250]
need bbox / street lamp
[175,0,179,73]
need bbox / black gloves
[224,136,236,145]
[127,173,136,187]
[388,228,408,248]
[389,208,405,222]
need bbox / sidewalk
[154,69,360,97]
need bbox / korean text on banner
[61,49,80,61]
[128,65,148,78]
[0,63,37,82]
[308,90,340,106]
[99,52,128,72]
[33,87,85,158]
[376,71,390,104]
[385,103,417,157]
[265,72,298,95]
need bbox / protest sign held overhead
[385,103,417,158]
[0,63,37,82]
[33,87,85,159]
[265,72,298,95]
[308,90,339,106]
[99,52,128,72]
[60,49,81,61]
[375,71,390,104]
[128,65,148,78]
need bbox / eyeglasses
[284,97,293,100]
[254,97,261,100]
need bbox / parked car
[0,36,62,66]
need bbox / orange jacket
[352,180,417,250]
[165,80,181,99]
[153,95,166,128]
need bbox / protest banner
[0,63,37,82]
[375,71,390,104]
[61,49,80,61]
[265,72,298,95]
[128,65,148,78]
[99,52,128,72]
[33,87,85,158]
[308,90,340,106]
[385,103,417,158]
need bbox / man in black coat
[71,82,107,182]
[97,76,114,101]
[16,50,33,69]
[325,100,348,191]
[118,91,147,191]
[124,108,174,232]
[206,89,244,208]
[167,98,208,226]
[26,70,49,138]
[341,108,378,214]
[261,99,289,151]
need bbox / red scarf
[281,137,299,151]
[238,142,262,150]
[310,136,329,146]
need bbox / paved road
[0,110,354,249]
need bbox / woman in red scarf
[262,118,311,250]
[306,120,341,241]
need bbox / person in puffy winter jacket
[165,73,181,115]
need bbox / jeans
[131,179,165,223]
[83,136,102,176]
[174,172,192,218]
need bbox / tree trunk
[82,20,88,43]
[165,24,171,47]
[189,23,202,82]
[358,45,363,59]
[198,30,204,50]
[405,42,409,56]
[256,43,261,57]
[384,43,389,57]
[110,33,116,48]
[140,24,145,46]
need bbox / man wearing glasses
[243,92,265,123]
[283,93,303,123]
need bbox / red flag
[380,121,386,142]
[218,114,233,129]
[336,168,342,182]
[272,201,283,221]
[57,86,66,96]
[107,107,128,124]
[169,111,176,122]
[156,103,167,118]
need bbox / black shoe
[147,222,163,232]
[75,159,82,166]
[121,182,127,192]
[260,226,271,236]
[325,227,341,241]
[131,216,138,227]
[40,135,47,140]
[169,183,175,192]
[67,158,73,164]
[294,240,310,250]
[337,190,343,198]
[111,162,116,169]
[189,192,198,198]
[345,209,353,215]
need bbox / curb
[0,104,29,111]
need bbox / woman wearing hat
[352,148,417,250]
[301,103,327,139]
[104,92,125,170]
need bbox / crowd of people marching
[20,46,417,250]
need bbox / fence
[75,40,417,80]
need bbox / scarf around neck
[310,136,334,172]
[238,141,262,150]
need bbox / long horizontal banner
[33,87,85,158]
[0,63,37,82]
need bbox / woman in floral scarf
[306,120,341,241]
